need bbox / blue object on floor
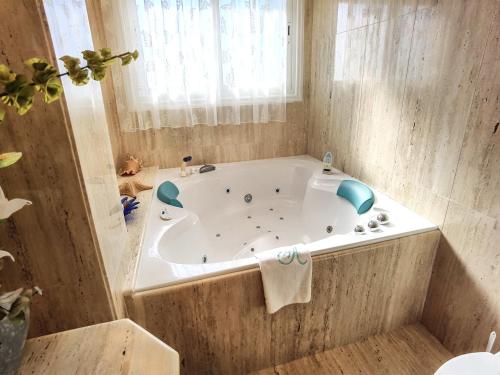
[157,181,183,208]
[336,179,374,214]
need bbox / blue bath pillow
[157,181,183,208]
[167,198,183,208]
[337,180,374,214]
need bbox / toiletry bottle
[181,156,192,177]
[323,152,333,174]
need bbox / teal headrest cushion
[157,181,183,208]
[337,180,374,214]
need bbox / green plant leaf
[0,64,15,84]
[25,57,58,86]
[82,50,99,61]
[24,57,49,72]
[0,152,22,168]
[42,78,63,103]
[60,56,89,86]
[0,108,5,123]
[14,85,35,115]
[90,66,107,81]
[131,50,139,60]
[4,74,28,95]
[120,55,133,66]
[69,68,89,86]
[100,48,112,59]
[59,55,81,70]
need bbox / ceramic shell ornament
[119,155,143,176]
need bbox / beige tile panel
[307,0,500,356]
[368,0,418,24]
[126,231,439,374]
[0,0,114,337]
[117,102,307,169]
[355,13,415,177]
[422,201,500,354]
[254,323,452,375]
[20,319,179,375]
[450,59,500,219]
[393,1,496,198]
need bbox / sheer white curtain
[102,0,288,131]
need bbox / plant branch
[0,52,131,98]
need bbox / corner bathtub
[134,155,436,291]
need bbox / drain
[216,233,221,237]
[275,188,280,193]
[202,255,207,263]
[244,193,253,203]
[326,225,333,234]
[280,217,284,220]
[225,188,231,193]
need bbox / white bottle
[181,156,192,177]
[322,151,333,174]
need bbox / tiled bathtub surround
[307,0,500,354]
[126,231,440,374]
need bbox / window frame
[134,0,304,109]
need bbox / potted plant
[0,48,138,375]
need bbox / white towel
[255,244,312,314]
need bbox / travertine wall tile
[307,0,500,355]
[127,231,439,374]
[422,202,500,353]
[394,1,494,200]
[0,0,114,336]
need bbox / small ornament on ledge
[121,196,140,218]
[119,180,152,198]
[119,155,143,176]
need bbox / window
[287,0,304,101]
[134,0,303,107]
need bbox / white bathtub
[134,155,436,291]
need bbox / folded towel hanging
[255,244,312,314]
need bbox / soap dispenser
[322,151,333,174]
[181,155,192,177]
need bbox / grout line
[335,9,418,36]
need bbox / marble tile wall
[44,1,130,319]
[126,231,439,374]
[0,0,114,336]
[307,0,500,354]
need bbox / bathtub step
[253,324,452,375]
